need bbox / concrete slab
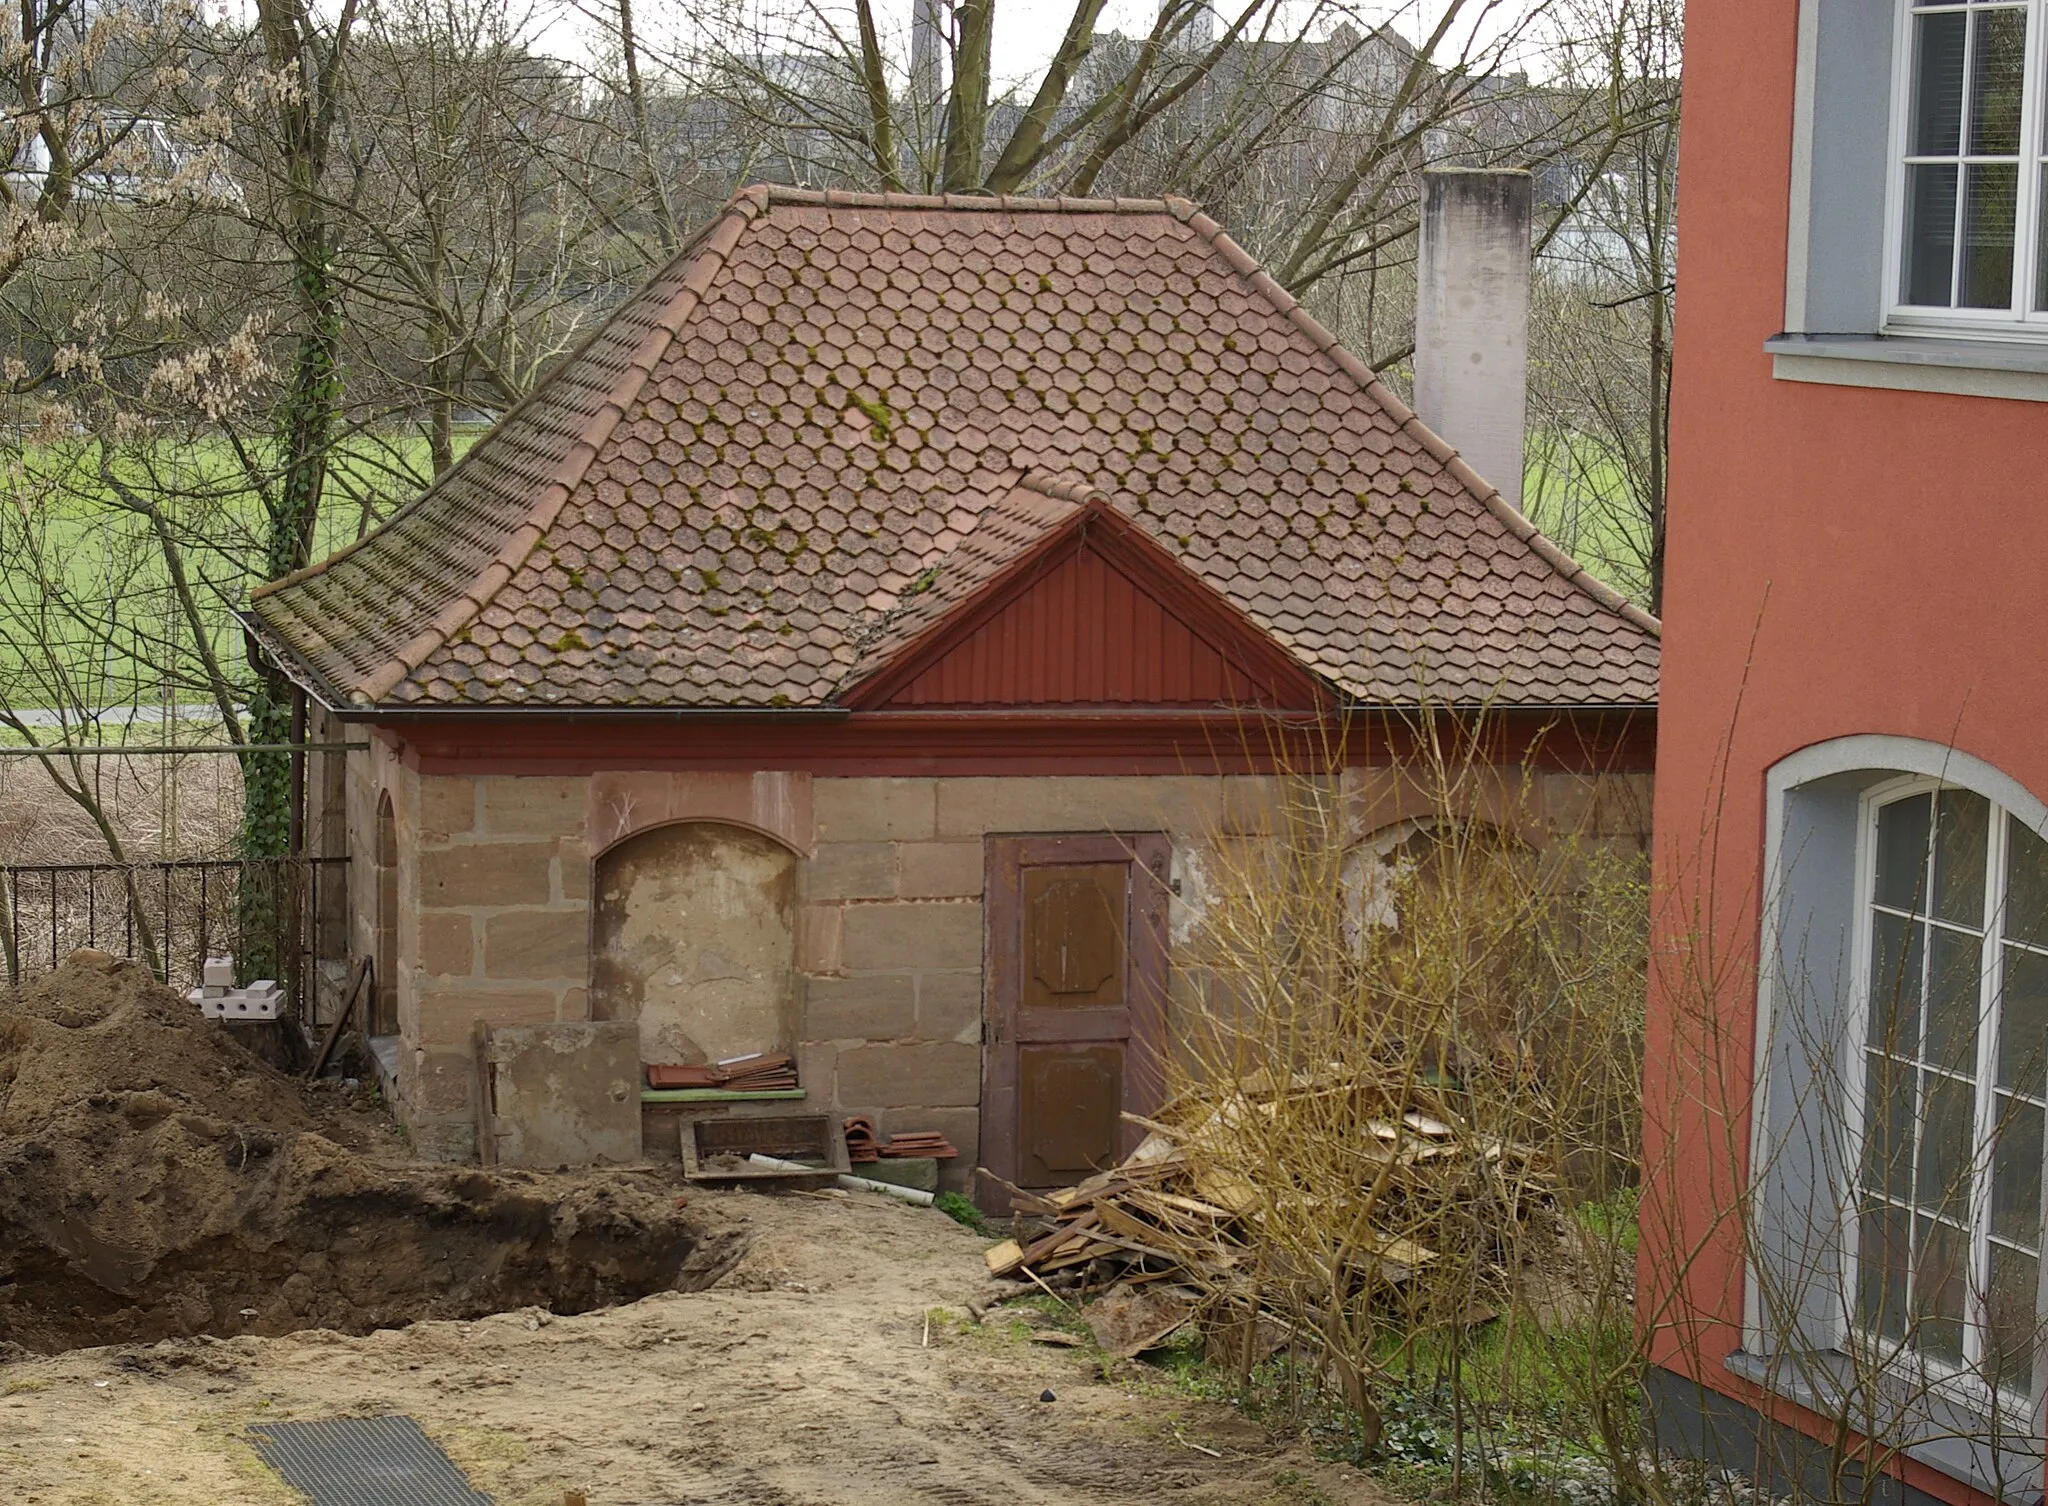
[477,1021,641,1167]
[856,1157,939,1192]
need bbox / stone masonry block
[795,1040,838,1103]
[416,775,476,843]
[420,842,553,909]
[415,986,559,1046]
[807,842,897,901]
[841,901,982,972]
[916,972,983,1043]
[481,776,589,837]
[933,776,1219,840]
[418,912,474,978]
[557,838,591,903]
[894,841,985,898]
[482,908,589,981]
[804,973,917,1041]
[799,904,843,974]
[413,1047,476,1115]
[835,1041,981,1108]
[815,778,936,842]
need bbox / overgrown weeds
[1163,713,1651,1503]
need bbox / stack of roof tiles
[250,186,1657,711]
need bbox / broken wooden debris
[983,1075,1554,1334]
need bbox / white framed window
[1886,0,2048,334]
[1848,778,2048,1396]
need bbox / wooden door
[981,834,1170,1208]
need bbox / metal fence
[0,856,349,1003]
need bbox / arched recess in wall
[374,791,398,1036]
[588,820,798,1067]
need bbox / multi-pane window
[1892,0,2048,327]
[1855,784,2048,1395]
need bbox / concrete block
[890,1107,980,1191]
[808,842,898,901]
[841,901,982,971]
[482,907,588,981]
[894,841,985,898]
[916,972,983,1043]
[815,777,936,841]
[418,911,474,977]
[480,776,588,837]
[202,955,235,988]
[478,1020,641,1168]
[804,973,916,1041]
[420,842,554,908]
[835,1041,980,1108]
[857,1157,939,1192]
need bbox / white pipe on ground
[746,1153,937,1206]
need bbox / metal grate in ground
[248,1414,492,1505]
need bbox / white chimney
[1413,168,1532,511]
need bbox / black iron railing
[0,856,348,1005]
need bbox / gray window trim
[1778,0,2048,399]
[1767,334,2048,402]
[1749,735,2048,1501]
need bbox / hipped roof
[250,185,1659,712]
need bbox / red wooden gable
[851,511,1328,712]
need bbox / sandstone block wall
[339,760,1652,1172]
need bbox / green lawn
[0,430,480,715]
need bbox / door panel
[1020,1044,1124,1183]
[1024,866,1126,1007]
[981,834,1170,1210]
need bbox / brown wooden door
[980,834,1170,1209]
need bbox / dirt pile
[0,951,747,1353]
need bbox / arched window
[1852,778,2048,1393]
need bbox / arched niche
[588,820,798,1067]
[374,791,398,1035]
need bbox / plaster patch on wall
[589,822,797,1066]
[1168,845,1210,948]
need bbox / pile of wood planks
[983,1073,1549,1311]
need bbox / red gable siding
[880,541,1306,710]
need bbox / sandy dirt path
[2,1187,1393,1506]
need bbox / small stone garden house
[249,185,1660,1187]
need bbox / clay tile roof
[250,185,1658,711]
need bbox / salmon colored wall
[1644,0,2048,1477]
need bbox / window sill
[1723,1348,2043,1502]
[1766,332,2048,402]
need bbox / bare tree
[1524,0,1679,611]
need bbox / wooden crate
[681,1113,849,1189]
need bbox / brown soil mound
[0,951,746,1353]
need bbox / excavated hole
[0,954,746,1355]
